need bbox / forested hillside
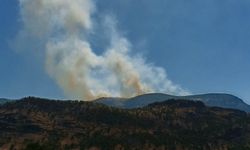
[0,97,250,150]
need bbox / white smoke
[17,0,190,100]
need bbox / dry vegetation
[0,97,250,150]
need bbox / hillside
[0,97,250,150]
[0,98,10,105]
[95,93,250,112]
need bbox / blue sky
[1,0,250,103]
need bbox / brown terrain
[0,97,250,150]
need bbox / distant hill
[95,93,250,112]
[0,97,250,149]
[0,98,10,105]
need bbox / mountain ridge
[95,93,250,112]
[1,93,249,112]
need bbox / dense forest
[0,97,250,150]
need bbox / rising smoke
[17,0,190,100]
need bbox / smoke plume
[17,0,190,100]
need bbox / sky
[1,0,250,103]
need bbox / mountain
[184,94,250,112]
[0,98,10,105]
[0,97,250,150]
[94,93,174,108]
[96,93,250,112]
[1,97,250,150]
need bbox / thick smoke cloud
[17,0,190,100]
